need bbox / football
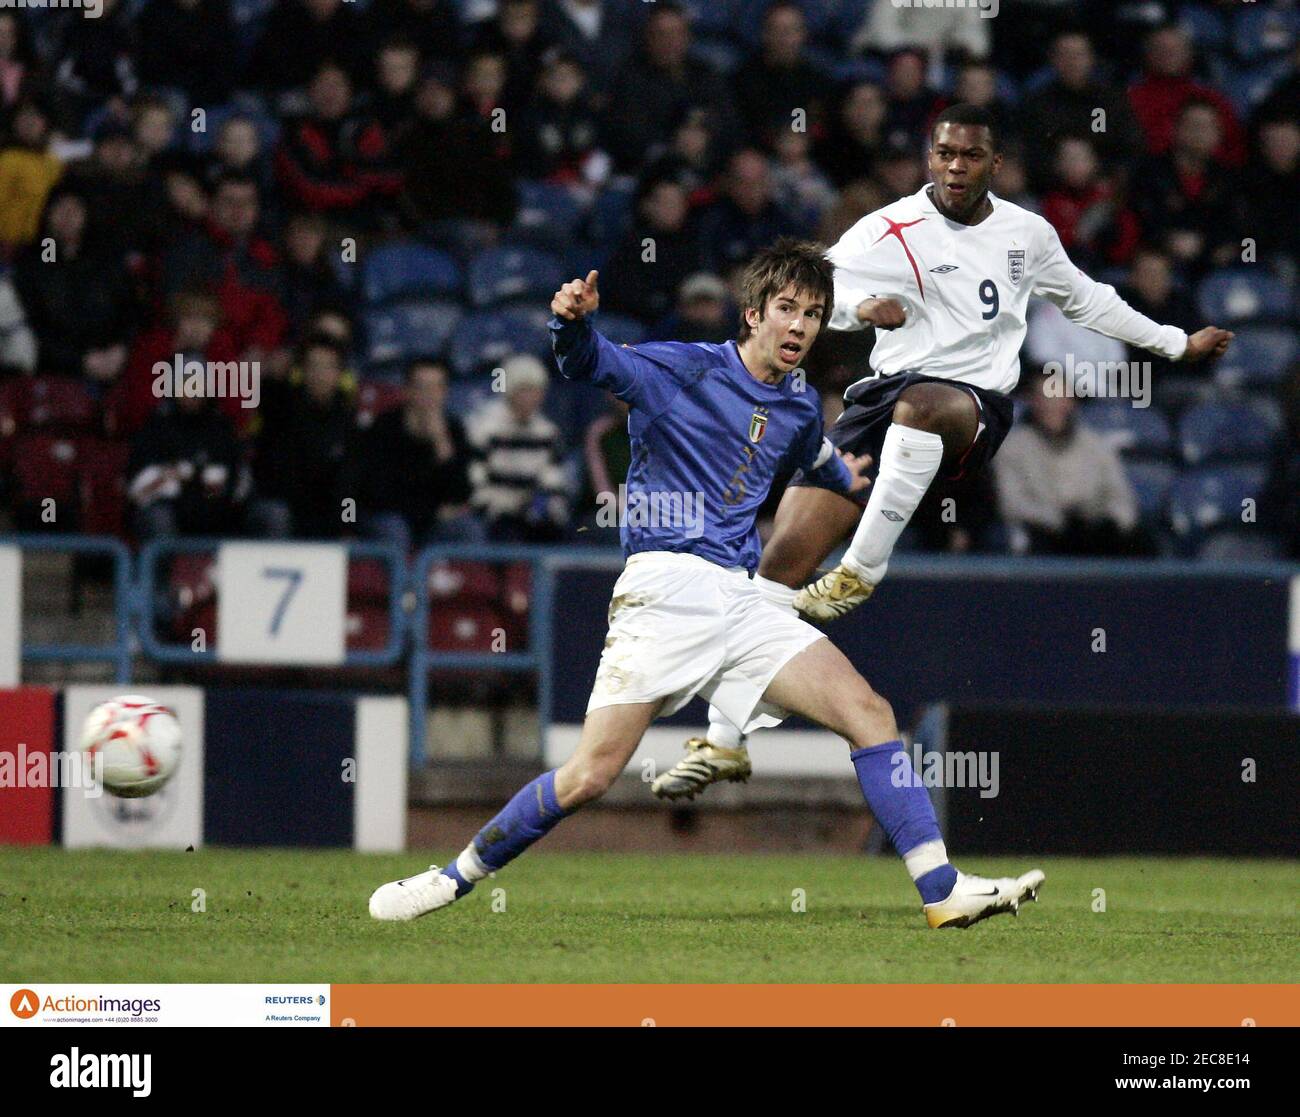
[79,695,183,799]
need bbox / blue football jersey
[550,315,851,571]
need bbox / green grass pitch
[1,849,1295,983]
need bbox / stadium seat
[1231,5,1298,61]
[361,243,463,305]
[447,305,554,377]
[445,379,494,421]
[427,560,501,605]
[347,558,391,605]
[511,181,585,249]
[1196,269,1293,324]
[362,300,462,370]
[466,246,566,308]
[1178,400,1279,464]
[1213,325,1299,389]
[11,434,82,513]
[354,381,405,429]
[1124,460,1176,525]
[1178,5,1229,50]
[1219,58,1293,116]
[3,376,98,434]
[691,36,744,75]
[584,186,635,249]
[1079,399,1174,458]
[591,312,648,348]
[1167,464,1267,545]
[1195,531,1284,562]
[427,602,508,654]
[346,604,392,652]
[77,439,131,538]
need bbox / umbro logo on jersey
[929,264,959,274]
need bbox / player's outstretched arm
[551,270,600,321]
[1179,326,1234,362]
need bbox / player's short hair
[736,237,835,343]
[930,103,1000,152]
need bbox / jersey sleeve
[549,315,685,417]
[1029,222,1188,359]
[826,214,904,332]
[795,409,852,492]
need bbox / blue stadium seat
[363,301,463,370]
[466,246,567,308]
[1125,460,1176,524]
[1213,325,1299,389]
[1178,401,1279,464]
[186,99,279,154]
[585,186,635,249]
[511,181,585,249]
[1219,58,1293,116]
[1231,5,1298,61]
[1167,464,1267,546]
[448,305,554,377]
[362,243,463,305]
[1079,399,1173,458]
[1196,269,1293,324]
[1177,5,1229,50]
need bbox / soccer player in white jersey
[652,103,1233,802]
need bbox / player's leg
[652,487,861,801]
[369,701,659,920]
[761,638,1044,928]
[796,382,979,620]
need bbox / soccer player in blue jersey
[369,239,1044,929]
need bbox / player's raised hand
[552,270,600,321]
[838,449,873,495]
[1180,326,1234,362]
[856,297,908,330]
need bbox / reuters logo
[11,989,39,1019]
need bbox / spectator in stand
[371,37,422,133]
[513,47,604,186]
[248,0,366,96]
[0,11,45,115]
[1128,24,1246,167]
[161,171,289,362]
[944,61,1015,151]
[995,379,1143,558]
[647,272,733,345]
[109,290,242,435]
[50,0,138,126]
[0,272,37,375]
[365,0,463,67]
[990,144,1039,213]
[207,116,277,223]
[473,0,556,119]
[1236,114,1299,280]
[871,135,926,201]
[600,177,701,325]
[603,2,739,173]
[542,0,637,103]
[813,82,887,188]
[275,63,403,228]
[1262,365,1300,560]
[642,106,722,203]
[1041,136,1140,271]
[697,148,798,274]
[880,50,943,150]
[732,2,833,146]
[251,334,355,539]
[280,211,348,341]
[1019,30,1145,191]
[131,96,179,166]
[1131,99,1241,276]
[127,392,253,539]
[768,125,835,231]
[13,188,135,383]
[135,0,237,106]
[396,61,517,239]
[62,118,151,267]
[346,358,481,550]
[1117,247,1198,383]
[467,354,569,542]
[462,50,512,162]
[0,99,62,255]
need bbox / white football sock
[842,423,945,582]
[902,838,950,882]
[454,845,490,883]
[753,574,797,613]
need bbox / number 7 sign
[216,544,347,665]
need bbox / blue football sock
[470,769,569,873]
[850,740,957,904]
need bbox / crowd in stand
[0,0,1297,559]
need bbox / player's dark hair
[931,103,999,152]
[736,237,835,344]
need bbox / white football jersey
[827,185,1189,394]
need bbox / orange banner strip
[331,984,1295,1027]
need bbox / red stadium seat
[11,434,82,510]
[348,557,391,604]
[426,560,500,604]
[427,602,507,653]
[347,604,392,651]
[8,376,99,434]
[78,439,131,538]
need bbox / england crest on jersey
[1007,249,1025,286]
[749,409,768,443]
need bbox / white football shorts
[586,551,826,732]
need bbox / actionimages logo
[11,988,39,1019]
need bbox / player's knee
[853,683,897,740]
[562,755,619,806]
[892,386,944,431]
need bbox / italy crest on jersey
[749,409,768,443]
[1007,249,1025,286]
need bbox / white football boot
[651,737,753,801]
[923,869,1045,929]
[369,865,462,921]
